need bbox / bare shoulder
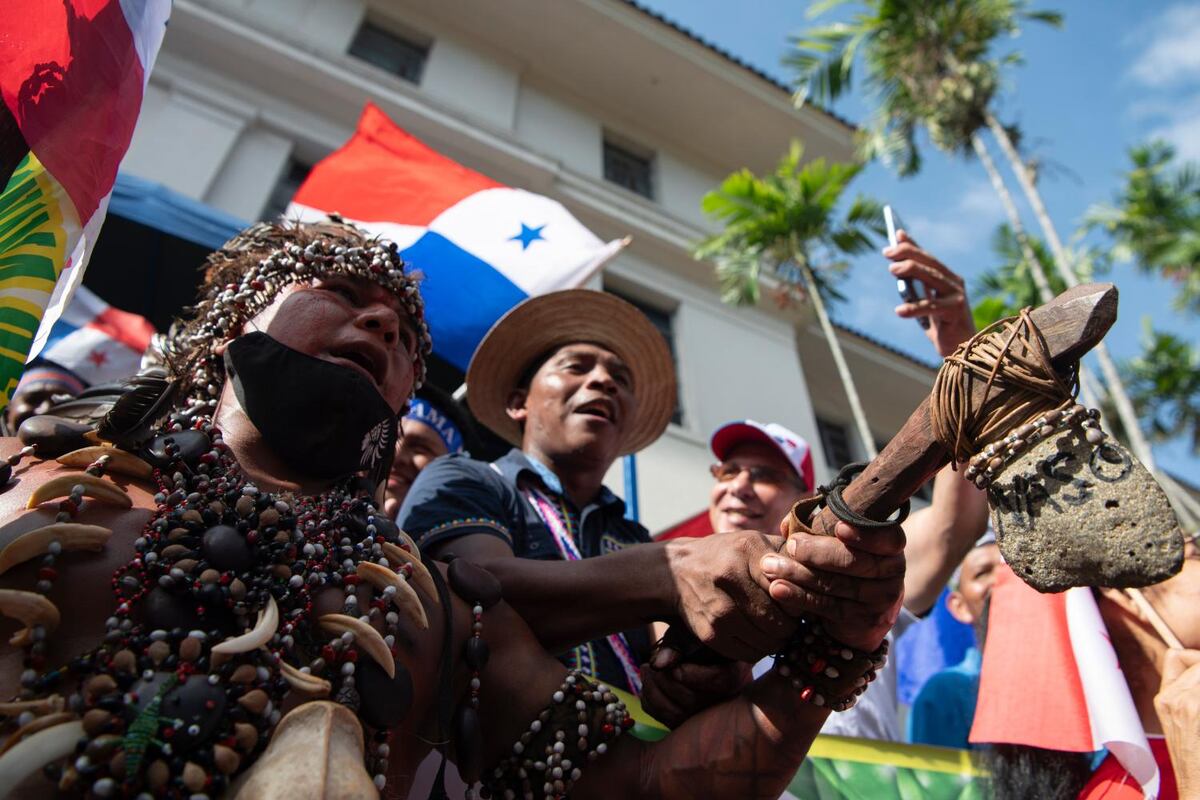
[0,437,156,698]
[0,437,156,531]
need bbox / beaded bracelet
[964,403,1104,489]
[773,617,888,712]
[486,670,632,800]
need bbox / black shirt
[397,449,652,692]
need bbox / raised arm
[885,230,988,614]
[901,465,988,614]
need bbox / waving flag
[39,285,156,386]
[0,0,171,409]
[970,565,1159,798]
[288,103,626,369]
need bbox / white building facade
[120,0,939,532]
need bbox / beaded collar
[0,410,438,796]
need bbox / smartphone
[883,205,929,330]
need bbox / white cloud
[1145,95,1200,160]
[1126,4,1200,88]
[1123,8,1200,162]
[959,179,1006,217]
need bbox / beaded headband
[167,217,433,411]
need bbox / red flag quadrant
[0,0,170,408]
[971,565,1161,798]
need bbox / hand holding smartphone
[883,205,930,330]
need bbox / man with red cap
[707,419,817,539]
[654,417,986,738]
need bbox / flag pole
[623,453,639,522]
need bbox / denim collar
[492,448,622,510]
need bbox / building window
[348,20,430,84]
[261,157,312,222]
[605,287,682,425]
[603,136,655,200]
[817,418,853,471]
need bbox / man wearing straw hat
[400,289,905,708]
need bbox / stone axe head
[787,282,1184,594]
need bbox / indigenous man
[399,290,813,697]
[0,220,905,799]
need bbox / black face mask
[223,332,398,485]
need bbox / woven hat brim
[466,290,676,456]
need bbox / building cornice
[170,1,710,247]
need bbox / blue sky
[640,0,1200,480]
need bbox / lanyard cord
[523,485,644,694]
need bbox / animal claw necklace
[2,410,427,797]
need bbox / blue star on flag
[509,223,546,250]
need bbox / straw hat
[466,289,676,455]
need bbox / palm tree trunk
[970,132,1106,414]
[798,260,878,461]
[984,111,1076,282]
[1159,473,1200,532]
[984,111,1159,472]
[971,134,1053,301]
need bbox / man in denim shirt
[401,290,811,705]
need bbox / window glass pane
[606,287,682,425]
[349,21,429,84]
[603,139,654,199]
[261,157,312,221]
[816,417,853,471]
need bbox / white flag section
[425,188,625,297]
[1065,588,1160,799]
[38,285,156,387]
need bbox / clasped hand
[666,521,905,659]
[646,520,905,724]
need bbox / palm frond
[1022,9,1064,28]
[806,0,855,20]
[786,23,868,106]
[714,253,762,307]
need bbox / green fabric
[790,736,988,799]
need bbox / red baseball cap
[710,420,815,492]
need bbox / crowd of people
[0,215,1193,800]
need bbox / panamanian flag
[287,103,626,370]
[0,0,171,408]
[39,285,156,386]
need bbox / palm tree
[788,0,1061,311]
[787,0,1158,472]
[696,142,884,459]
[1126,324,1200,454]
[1089,141,1200,315]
